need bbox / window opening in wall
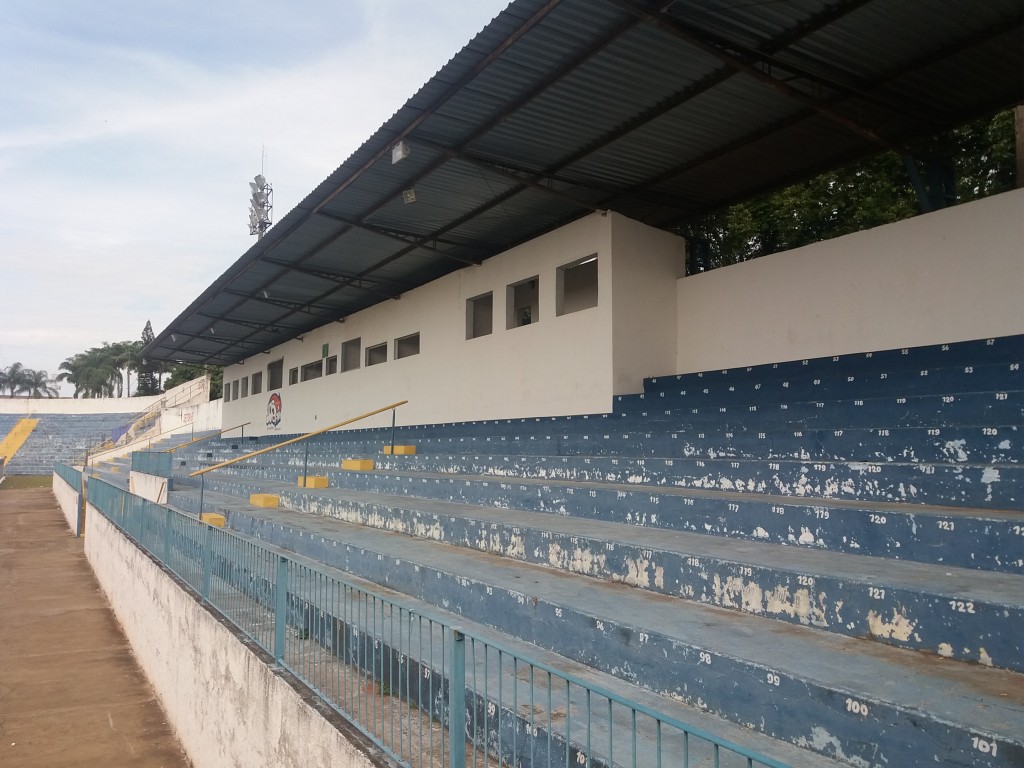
[301,360,323,382]
[556,255,598,316]
[466,292,493,339]
[224,385,231,403]
[395,332,420,359]
[251,371,263,395]
[231,380,239,400]
[507,276,539,329]
[325,355,338,375]
[288,367,299,385]
[366,343,387,366]
[267,360,284,391]
[241,377,249,398]
[342,338,361,372]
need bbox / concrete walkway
[0,487,190,768]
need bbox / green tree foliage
[162,363,223,399]
[56,343,131,398]
[136,321,162,396]
[680,110,1017,272]
[0,363,59,398]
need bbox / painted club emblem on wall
[266,393,283,430]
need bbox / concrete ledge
[382,445,416,455]
[298,475,330,488]
[250,493,280,508]
[341,459,375,471]
[52,471,82,535]
[83,503,391,768]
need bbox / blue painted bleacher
[165,334,1023,768]
[5,412,131,474]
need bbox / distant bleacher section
[2,412,135,475]
[112,334,1024,767]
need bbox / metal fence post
[201,524,213,600]
[450,628,466,768]
[164,507,173,566]
[275,555,289,662]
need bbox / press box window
[288,367,299,385]
[325,356,338,375]
[267,360,284,391]
[507,276,539,329]
[301,360,323,381]
[251,372,263,395]
[240,376,249,398]
[466,292,493,339]
[342,338,361,372]
[556,255,598,315]
[395,333,420,359]
[366,343,387,367]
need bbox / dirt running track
[0,487,191,767]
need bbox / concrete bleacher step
[173,486,848,768]
[639,352,1022,402]
[166,483,1024,768]
[186,463,1024,574]
[644,337,1023,394]
[173,472,1024,671]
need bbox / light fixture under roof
[402,188,416,204]
[391,140,410,164]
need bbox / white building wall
[675,189,1024,373]
[220,190,1021,435]
[610,214,686,394]
[224,213,619,436]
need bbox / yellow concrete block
[249,493,280,508]
[382,445,417,455]
[298,475,329,488]
[200,513,226,527]
[341,459,375,471]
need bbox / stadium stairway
[165,335,1023,768]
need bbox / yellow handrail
[165,422,252,453]
[189,400,408,478]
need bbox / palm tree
[57,352,115,398]
[18,369,59,398]
[2,363,27,396]
[112,340,143,397]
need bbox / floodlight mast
[248,173,273,239]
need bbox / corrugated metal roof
[148,0,1023,365]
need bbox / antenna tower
[248,148,273,239]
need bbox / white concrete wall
[73,489,385,768]
[51,472,82,534]
[610,213,686,395]
[676,189,1024,373]
[129,471,168,504]
[0,395,163,415]
[223,213,619,435]
[161,398,224,436]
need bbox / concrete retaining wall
[51,470,81,534]
[55,475,391,768]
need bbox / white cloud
[0,0,510,388]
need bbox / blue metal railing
[55,464,789,768]
[54,461,82,490]
[130,450,173,478]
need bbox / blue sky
[0,0,509,393]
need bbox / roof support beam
[313,210,484,266]
[258,258,407,300]
[612,0,904,154]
